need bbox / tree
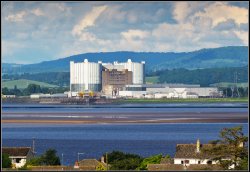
[204,126,248,170]
[27,149,60,166]
[2,87,10,95]
[137,154,163,170]
[103,151,142,170]
[40,149,61,165]
[2,153,12,168]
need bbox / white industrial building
[69,59,145,95]
[70,59,102,92]
[118,84,222,98]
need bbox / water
[2,123,248,166]
[2,103,248,165]
[2,103,248,122]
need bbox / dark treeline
[2,84,69,96]
[148,66,248,87]
[2,72,70,87]
[2,66,248,89]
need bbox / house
[174,139,218,166]
[2,147,34,168]
[78,159,107,171]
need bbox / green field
[116,97,248,103]
[2,79,59,89]
[146,76,159,84]
[210,82,248,88]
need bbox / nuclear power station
[69,59,222,98]
[70,59,145,94]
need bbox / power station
[70,59,145,94]
[69,59,222,98]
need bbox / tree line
[2,84,69,96]
[148,66,248,87]
[2,72,70,87]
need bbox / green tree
[137,154,163,170]
[205,126,248,170]
[2,153,12,168]
[26,156,43,166]
[104,151,142,170]
[26,149,60,166]
[41,149,61,165]
[2,87,10,95]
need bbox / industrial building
[102,69,132,96]
[69,59,145,96]
[69,59,222,99]
[70,59,102,92]
[118,84,222,98]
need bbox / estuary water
[2,123,248,166]
[2,103,248,165]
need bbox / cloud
[72,5,107,38]
[214,19,237,31]
[5,11,27,22]
[192,2,248,27]
[234,31,248,45]
[31,8,45,16]
[121,29,150,40]
[2,2,249,64]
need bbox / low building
[78,159,106,171]
[2,147,34,168]
[2,95,16,98]
[174,139,217,166]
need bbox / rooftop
[174,144,216,159]
[2,147,32,157]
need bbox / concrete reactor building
[70,59,102,92]
[69,59,145,94]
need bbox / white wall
[119,91,147,98]
[10,157,27,168]
[174,158,217,165]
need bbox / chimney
[238,141,244,148]
[101,156,105,163]
[196,139,200,153]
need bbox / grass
[146,76,160,84]
[116,97,248,103]
[2,79,59,89]
[210,82,249,88]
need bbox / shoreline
[2,118,248,124]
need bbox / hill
[154,66,248,86]
[2,79,59,89]
[2,46,248,74]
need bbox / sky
[2,1,249,64]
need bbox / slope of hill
[2,79,59,89]
[2,46,248,74]
[156,66,248,86]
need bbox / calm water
[2,123,248,166]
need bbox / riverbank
[2,97,248,105]
[115,97,249,104]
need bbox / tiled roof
[2,147,31,157]
[174,144,215,159]
[78,159,102,167]
[148,164,184,171]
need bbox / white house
[2,147,34,168]
[174,139,218,166]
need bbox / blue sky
[2,1,249,64]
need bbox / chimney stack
[101,156,105,163]
[196,139,200,153]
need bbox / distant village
[2,131,247,171]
